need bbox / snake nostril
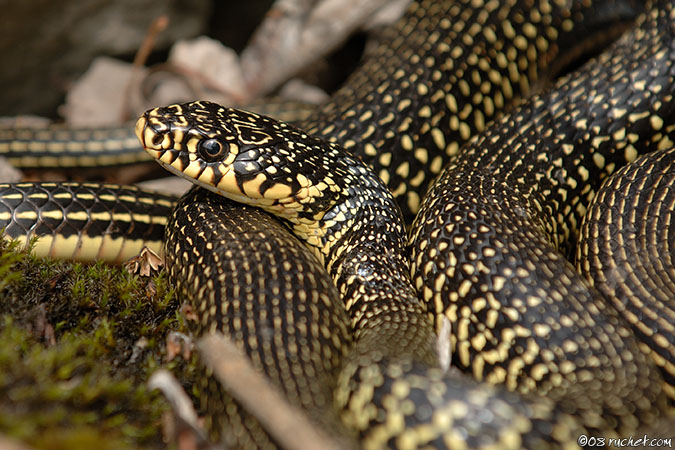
[152,134,164,146]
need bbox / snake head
[135,100,347,221]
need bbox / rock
[168,36,248,104]
[137,177,192,196]
[0,158,23,183]
[60,57,148,127]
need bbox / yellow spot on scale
[651,115,664,130]
[457,279,472,297]
[592,152,605,169]
[591,135,609,149]
[409,170,425,188]
[397,99,412,111]
[364,142,378,156]
[628,110,650,122]
[414,147,428,164]
[492,276,506,291]
[531,363,549,381]
[431,128,445,150]
[359,110,373,122]
[396,162,410,178]
[445,94,458,113]
[406,191,420,213]
[459,122,471,140]
[430,156,444,174]
[401,134,414,151]
[624,145,638,163]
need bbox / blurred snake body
[0,0,674,447]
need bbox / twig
[437,316,452,373]
[133,15,170,67]
[148,369,205,437]
[198,333,352,450]
[121,15,170,122]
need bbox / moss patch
[0,239,194,449]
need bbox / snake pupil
[198,138,226,161]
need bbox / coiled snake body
[0,0,673,447]
[410,0,675,414]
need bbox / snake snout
[135,114,174,154]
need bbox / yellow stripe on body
[2,229,163,263]
[15,211,38,220]
[27,193,49,200]
[63,211,91,222]
[0,193,23,201]
[40,209,64,221]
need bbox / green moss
[0,239,195,449]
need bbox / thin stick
[198,333,352,450]
[121,15,170,122]
[133,15,170,67]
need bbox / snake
[0,0,639,219]
[409,0,675,417]
[0,99,316,169]
[0,181,172,262]
[576,147,675,401]
[166,186,354,448]
[0,0,672,447]
[137,100,589,449]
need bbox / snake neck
[284,149,439,364]
[297,153,417,312]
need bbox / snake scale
[410,0,675,411]
[577,147,675,400]
[1,0,674,448]
[139,98,585,450]
[166,186,353,448]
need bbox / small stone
[169,36,247,103]
[61,57,147,127]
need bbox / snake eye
[197,138,228,162]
